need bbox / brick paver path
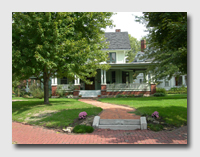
[12,99,187,144]
[79,99,141,119]
[12,122,187,144]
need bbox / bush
[23,95,29,98]
[153,93,165,97]
[115,94,125,98]
[167,85,187,94]
[156,87,166,95]
[29,83,44,99]
[73,125,94,133]
[56,85,65,97]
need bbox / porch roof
[108,62,154,70]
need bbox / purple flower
[79,111,87,119]
[152,111,159,118]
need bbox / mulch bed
[146,115,181,131]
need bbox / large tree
[12,12,114,104]
[126,34,140,63]
[135,12,187,81]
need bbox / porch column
[182,75,185,86]
[143,72,146,83]
[101,69,103,84]
[104,70,106,84]
[74,75,77,85]
[101,69,107,96]
[77,77,80,85]
[55,77,57,85]
[51,77,57,96]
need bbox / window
[165,80,169,87]
[107,52,116,63]
[140,79,143,83]
[112,71,116,83]
[61,77,67,84]
[175,76,182,86]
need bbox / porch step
[79,90,101,97]
[92,116,147,130]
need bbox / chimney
[141,39,146,52]
[115,29,121,32]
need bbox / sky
[104,12,149,41]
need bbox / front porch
[51,63,156,97]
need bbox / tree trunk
[44,74,49,104]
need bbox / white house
[132,40,187,90]
[51,29,157,97]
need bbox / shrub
[67,94,73,98]
[153,93,165,97]
[73,125,94,133]
[23,95,29,98]
[56,85,65,97]
[115,94,125,98]
[79,111,87,119]
[166,85,187,94]
[156,87,166,95]
[29,83,44,99]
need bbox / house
[51,29,157,97]
[132,40,187,90]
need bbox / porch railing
[106,83,150,92]
[57,84,73,91]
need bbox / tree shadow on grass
[12,100,86,116]
[26,108,103,129]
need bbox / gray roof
[102,32,131,50]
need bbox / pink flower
[79,111,87,119]
[152,111,159,118]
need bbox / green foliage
[56,85,65,97]
[135,12,187,81]
[73,125,94,133]
[153,93,165,97]
[29,83,44,99]
[126,34,140,63]
[167,86,187,94]
[12,12,114,104]
[23,95,29,98]
[148,124,163,132]
[156,87,166,94]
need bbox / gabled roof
[102,32,131,50]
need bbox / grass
[98,94,187,127]
[12,97,102,129]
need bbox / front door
[85,77,95,90]
[122,71,129,83]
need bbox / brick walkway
[79,99,141,119]
[12,122,187,144]
[12,99,187,144]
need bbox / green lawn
[12,97,102,129]
[98,94,187,127]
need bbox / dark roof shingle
[102,32,131,50]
